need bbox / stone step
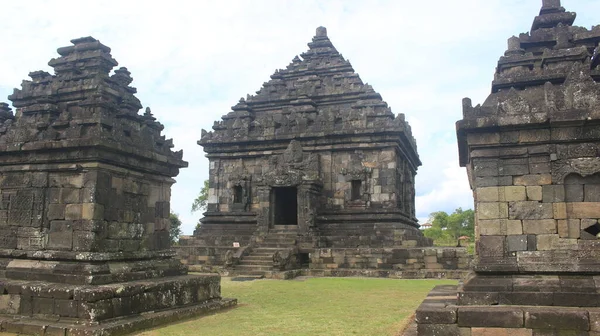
[258,243,298,248]
[234,264,273,271]
[252,248,279,252]
[243,256,272,262]
[249,253,274,258]
[238,260,272,266]
[230,270,269,276]
[261,239,297,243]
[231,275,264,281]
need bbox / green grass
[136,277,457,336]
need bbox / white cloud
[0,0,597,234]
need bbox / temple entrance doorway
[272,187,298,225]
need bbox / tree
[191,180,209,231]
[169,212,182,245]
[191,180,209,213]
[423,208,474,245]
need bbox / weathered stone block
[567,202,600,219]
[474,160,500,177]
[542,185,565,203]
[65,204,82,220]
[514,174,552,186]
[507,235,528,252]
[506,220,523,235]
[565,184,584,202]
[478,236,505,257]
[418,323,461,335]
[477,187,500,202]
[553,203,567,220]
[524,308,589,330]
[522,220,556,234]
[585,184,600,202]
[526,186,542,201]
[468,133,500,145]
[0,294,20,314]
[458,307,524,328]
[536,234,558,251]
[558,219,580,239]
[47,204,66,220]
[478,203,509,220]
[510,202,553,220]
[82,203,104,220]
[416,306,457,324]
[471,328,532,336]
[519,129,550,143]
[505,186,527,201]
[480,220,505,236]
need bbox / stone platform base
[0,298,237,336]
[0,273,237,336]
[191,266,469,280]
[414,285,600,335]
[305,268,468,279]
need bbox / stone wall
[468,128,600,274]
[206,148,414,215]
[0,166,173,254]
[310,247,469,273]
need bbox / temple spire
[531,0,575,31]
[307,26,336,53]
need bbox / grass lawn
[136,277,457,336]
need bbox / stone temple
[0,37,234,335]
[177,27,469,278]
[416,1,600,334]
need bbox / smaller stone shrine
[177,27,470,279]
[0,37,235,335]
[416,1,600,334]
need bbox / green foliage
[423,208,474,246]
[191,180,209,213]
[168,212,182,245]
[191,180,209,231]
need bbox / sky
[1,0,599,234]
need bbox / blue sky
[1,0,599,234]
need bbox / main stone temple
[178,27,469,278]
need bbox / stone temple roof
[200,27,420,166]
[457,0,600,165]
[0,37,186,174]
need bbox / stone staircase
[233,226,299,277]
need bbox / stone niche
[0,37,235,335]
[416,1,600,334]
[177,27,470,279]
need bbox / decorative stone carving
[552,158,600,183]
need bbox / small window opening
[233,186,243,203]
[584,221,600,238]
[351,180,362,201]
[299,252,310,267]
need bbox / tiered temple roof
[2,37,186,175]
[200,27,420,168]
[459,0,600,166]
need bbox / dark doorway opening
[233,185,243,203]
[298,252,310,267]
[351,180,362,200]
[273,187,297,225]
